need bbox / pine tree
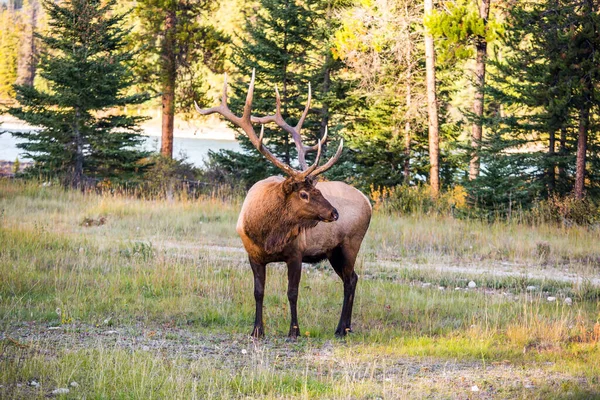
[486,0,600,202]
[133,0,226,159]
[211,0,345,184]
[8,0,151,188]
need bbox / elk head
[195,70,343,227]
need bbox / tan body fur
[237,177,371,263]
[236,176,372,337]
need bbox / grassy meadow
[1,179,599,399]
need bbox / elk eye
[300,192,309,200]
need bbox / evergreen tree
[484,0,600,204]
[332,0,464,192]
[133,0,226,158]
[209,0,347,185]
[8,0,151,188]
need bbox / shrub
[529,194,599,226]
[370,184,467,215]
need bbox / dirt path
[154,240,600,286]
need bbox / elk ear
[305,176,316,186]
[282,178,295,195]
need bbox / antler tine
[258,123,265,143]
[298,138,323,179]
[306,125,328,152]
[195,69,300,178]
[251,83,314,170]
[295,82,311,136]
[310,138,344,177]
[242,69,256,121]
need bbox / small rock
[70,381,79,388]
[468,281,477,288]
[471,385,480,392]
[547,296,556,302]
[29,380,40,387]
[48,327,62,330]
[52,388,70,395]
[438,286,445,290]
[564,297,573,305]
[241,349,247,354]
[422,282,432,288]
[526,286,537,291]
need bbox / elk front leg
[329,246,358,337]
[286,258,302,339]
[250,259,266,338]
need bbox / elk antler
[251,84,316,170]
[195,70,342,179]
[251,84,343,176]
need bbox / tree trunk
[160,11,176,158]
[469,0,490,180]
[16,0,39,86]
[424,0,439,197]
[319,62,331,156]
[574,105,588,199]
[557,126,567,188]
[403,39,413,183]
[319,57,331,138]
[547,128,556,194]
[72,108,84,189]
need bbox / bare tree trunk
[469,0,490,180]
[424,0,439,197]
[403,39,413,182]
[160,11,176,158]
[574,105,588,199]
[403,79,412,183]
[547,128,556,194]
[72,108,84,189]
[16,0,39,86]
[319,62,331,154]
[557,126,567,188]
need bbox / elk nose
[331,208,339,221]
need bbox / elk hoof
[335,325,352,337]
[287,324,301,340]
[251,325,264,339]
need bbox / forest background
[1,0,599,223]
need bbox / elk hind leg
[328,246,358,337]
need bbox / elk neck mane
[242,181,318,254]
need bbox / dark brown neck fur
[244,184,318,254]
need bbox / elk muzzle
[321,207,339,223]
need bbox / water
[0,129,241,167]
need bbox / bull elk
[195,71,371,338]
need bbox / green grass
[1,179,599,398]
